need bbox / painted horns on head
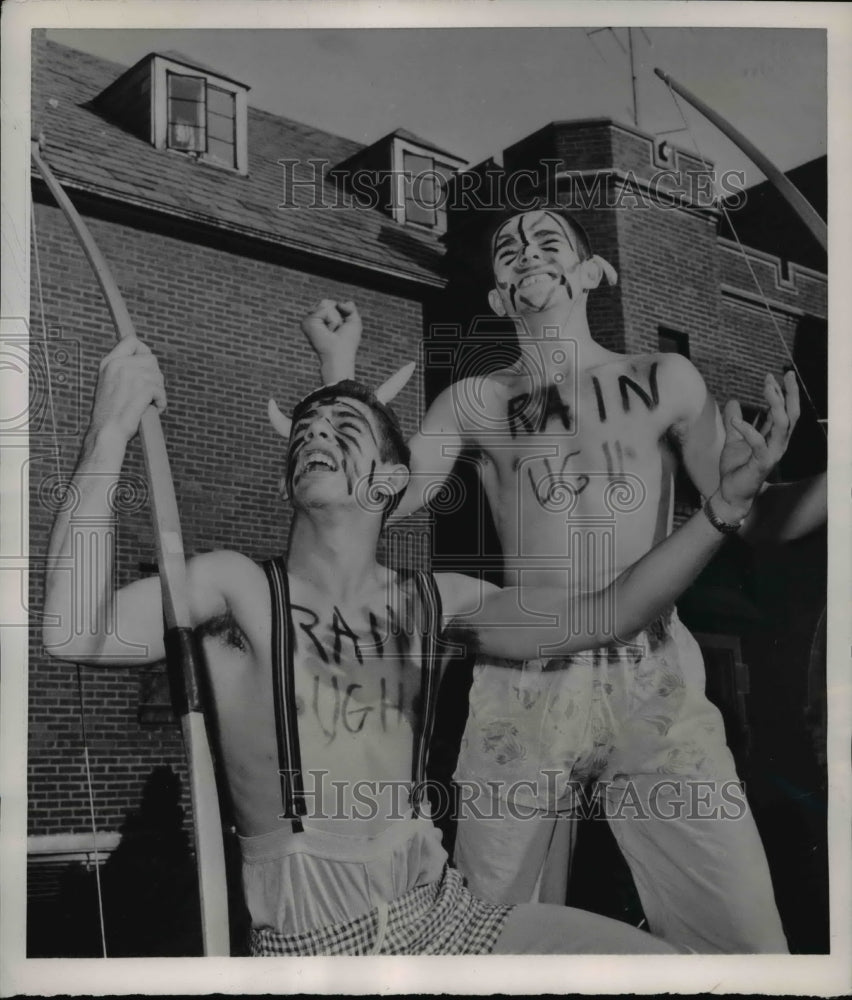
[267,362,416,440]
[268,398,292,439]
[592,255,618,287]
[375,361,416,404]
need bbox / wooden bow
[654,68,827,253]
[31,140,230,956]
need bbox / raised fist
[300,299,361,382]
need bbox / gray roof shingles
[33,40,447,286]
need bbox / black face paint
[543,212,578,255]
[336,437,356,495]
[290,399,381,497]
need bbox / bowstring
[662,80,827,438]
[76,664,109,957]
[31,194,109,958]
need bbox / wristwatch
[703,496,746,535]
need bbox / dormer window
[166,72,239,169]
[331,129,465,234]
[392,136,465,232]
[94,52,249,174]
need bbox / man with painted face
[300,200,825,954]
[42,333,796,955]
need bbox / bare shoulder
[424,373,510,435]
[186,548,260,582]
[606,351,709,420]
[652,352,712,423]
[185,549,269,626]
[590,349,694,382]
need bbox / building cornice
[718,237,827,285]
[720,282,825,321]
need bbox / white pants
[453,612,788,953]
[454,776,787,953]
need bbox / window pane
[403,151,440,226]
[403,151,433,176]
[207,85,235,118]
[207,135,236,168]
[168,122,205,151]
[167,73,206,152]
[404,196,437,227]
[169,97,205,124]
[169,74,205,102]
[208,111,235,143]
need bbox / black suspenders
[264,558,307,831]
[409,570,443,817]
[263,559,444,830]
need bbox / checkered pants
[250,865,512,956]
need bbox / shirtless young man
[42,335,794,955]
[301,203,824,954]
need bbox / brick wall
[28,197,425,837]
[616,201,723,384]
[534,120,828,410]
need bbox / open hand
[300,300,361,382]
[717,371,800,515]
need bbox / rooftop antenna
[585,27,652,129]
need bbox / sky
[47,24,828,190]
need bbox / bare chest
[288,599,424,748]
[476,364,669,502]
[197,587,426,832]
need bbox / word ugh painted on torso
[291,599,422,746]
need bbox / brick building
[27,37,827,954]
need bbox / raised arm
[394,382,466,519]
[43,338,231,666]
[441,375,798,661]
[299,299,465,520]
[668,353,824,543]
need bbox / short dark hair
[289,381,410,517]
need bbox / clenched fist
[300,299,361,383]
